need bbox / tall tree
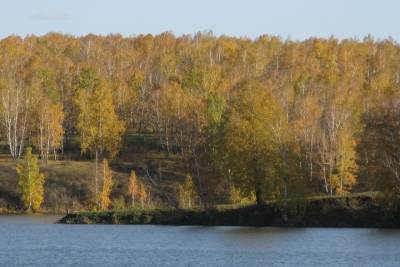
[35,98,64,163]
[74,69,125,204]
[219,80,284,205]
[358,100,400,192]
[0,37,32,159]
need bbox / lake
[0,215,399,266]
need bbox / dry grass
[0,149,187,212]
[0,134,196,212]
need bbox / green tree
[16,147,45,211]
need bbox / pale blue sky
[1,0,399,40]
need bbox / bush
[112,196,126,210]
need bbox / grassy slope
[0,133,187,212]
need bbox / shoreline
[57,195,400,228]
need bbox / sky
[1,0,399,41]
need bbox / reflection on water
[0,215,399,266]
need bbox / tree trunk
[95,149,99,206]
[39,122,44,162]
[254,169,264,205]
[28,158,32,211]
[255,186,264,206]
[310,131,314,181]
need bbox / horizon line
[1,31,399,43]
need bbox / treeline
[1,32,400,206]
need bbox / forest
[0,32,400,212]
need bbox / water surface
[0,215,399,266]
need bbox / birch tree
[74,69,125,205]
[16,147,45,211]
[179,174,198,208]
[0,37,31,159]
[36,98,64,163]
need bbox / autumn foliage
[179,175,198,208]
[2,33,400,209]
[16,147,45,211]
[99,159,113,210]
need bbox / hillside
[0,133,187,213]
[2,34,400,212]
